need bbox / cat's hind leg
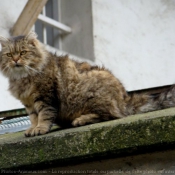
[72,114,100,126]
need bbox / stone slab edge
[1,107,175,169]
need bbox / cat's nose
[12,56,19,63]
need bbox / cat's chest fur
[9,78,33,104]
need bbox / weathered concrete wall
[0,0,27,37]
[92,0,175,91]
[0,0,27,111]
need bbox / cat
[0,31,175,137]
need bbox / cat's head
[0,31,48,80]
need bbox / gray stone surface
[1,107,175,170]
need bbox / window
[35,0,71,49]
[34,0,94,61]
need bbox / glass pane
[35,0,59,48]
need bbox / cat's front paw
[72,118,86,127]
[24,126,50,137]
[25,127,35,137]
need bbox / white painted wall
[92,0,175,91]
[0,0,27,111]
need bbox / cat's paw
[24,126,49,137]
[72,118,86,127]
[24,127,35,137]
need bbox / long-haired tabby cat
[0,31,175,137]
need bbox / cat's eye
[20,51,27,55]
[6,53,12,57]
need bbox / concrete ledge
[1,107,175,170]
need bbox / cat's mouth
[13,63,23,68]
[15,64,22,67]
[12,63,24,71]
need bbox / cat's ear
[25,31,38,40]
[25,31,38,46]
[0,36,9,47]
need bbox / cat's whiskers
[24,65,41,75]
[1,65,10,73]
[23,66,31,76]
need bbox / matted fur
[0,31,175,137]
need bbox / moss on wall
[1,107,175,170]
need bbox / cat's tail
[126,85,175,115]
